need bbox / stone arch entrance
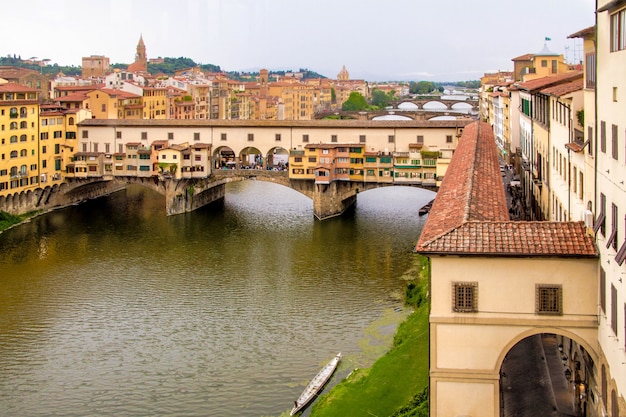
[500,332,593,417]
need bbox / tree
[371,88,396,109]
[409,81,438,95]
[342,92,368,111]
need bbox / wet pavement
[501,334,577,417]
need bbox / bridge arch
[265,146,289,170]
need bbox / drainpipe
[594,1,599,226]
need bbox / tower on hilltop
[127,35,147,73]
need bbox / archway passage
[501,334,588,417]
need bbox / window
[168,132,174,140]
[303,134,309,143]
[611,284,618,335]
[607,203,618,250]
[331,135,337,143]
[68,117,75,126]
[417,135,424,144]
[221,133,227,141]
[141,132,148,140]
[82,130,88,139]
[594,193,606,236]
[446,135,453,143]
[452,282,477,312]
[101,104,106,112]
[42,146,47,154]
[610,8,626,52]
[601,267,607,314]
[541,59,548,67]
[551,60,557,74]
[359,135,366,143]
[248,133,254,141]
[536,284,563,315]
[194,132,200,141]
[612,124,619,160]
[587,126,593,156]
[275,133,281,142]
[388,135,395,143]
[601,121,606,153]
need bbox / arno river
[0,181,433,417]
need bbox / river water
[0,181,433,417]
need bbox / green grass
[0,210,40,233]
[308,256,430,417]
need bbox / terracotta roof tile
[415,120,598,258]
[541,78,583,96]
[517,71,583,92]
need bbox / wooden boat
[290,353,342,416]
[418,199,434,216]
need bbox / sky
[2,0,595,82]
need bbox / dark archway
[500,333,589,417]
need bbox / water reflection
[0,182,433,417]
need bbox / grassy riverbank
[0,210,40,233]
[308,256,430,417]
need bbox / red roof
[415,120,597,257]
[0,82,38,93]
[517,71,583,92]
[541,78,583,97]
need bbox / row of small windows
[452,282,563,315]
[85,131,441,145]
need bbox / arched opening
[266,146,289,171]
[422,101,447,110]
[213,146,236,169]
[398,102,419,110]
[239,146,262,169]
[500,333,590,417]
[372,114,412,121]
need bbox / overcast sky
[2,0,595,82]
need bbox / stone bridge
[315,109,474,121]
[388,97,478,110]
[0,170,437,220]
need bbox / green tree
[371,88,396,108]
[409,81,438,95]
[342,92,368,111]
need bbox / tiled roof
[79,118,474,129]
[0,82,38,93]
[568,26,595,38]
[541,78,583,97]
[415,120,597,257]
[512,53,533,61]
[517,71,583,92]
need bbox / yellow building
[86,88,143,119]
[0,83,39,197]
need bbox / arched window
[68,117,75,126]
[20,149,27,157]
[19,165,26,175]
[10,122,17,130]
[10,136,17,144]
[612,390,618,417]
[9,107,17,118]
[20,121,27,129]
[20,135,26,142]
[10,166,17,176]
[10,151,18,159]
[19,107,27,118]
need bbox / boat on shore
[418,199,434,216]
[290,353,342,416]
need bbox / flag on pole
[545,37,551,41]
